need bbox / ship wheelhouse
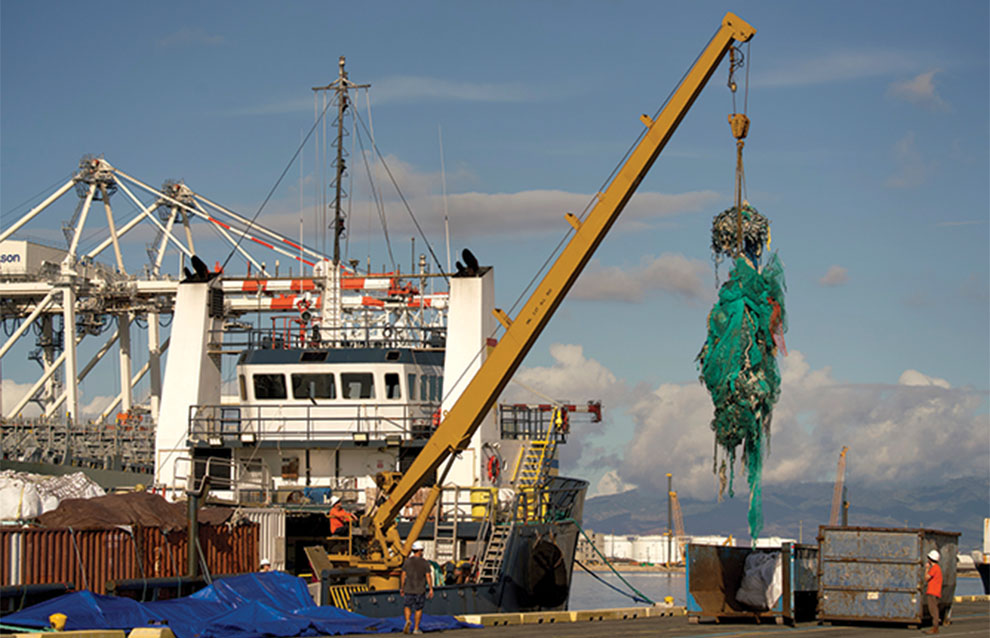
[186,345,443,504]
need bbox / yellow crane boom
[362,11,757,579]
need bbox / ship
[148,57,595,617]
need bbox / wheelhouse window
[420,376,429,401]
[238,375,247,401]
[341,372,375,399]
[408,374,416,401]
[385,373,401,399]
[253,373,287,400]
[292,373,335,400]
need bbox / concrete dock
[413,600,988,638]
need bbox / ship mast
[312,57,369,341]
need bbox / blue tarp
[2,572,479,637]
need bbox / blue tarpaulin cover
[3,572,479,637]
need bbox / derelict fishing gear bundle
[696,43,787,541]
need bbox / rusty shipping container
[1,523,258,595]
[818,526,959,626]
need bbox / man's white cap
[928,549,940,562]
[412,541,424,551]
[260,558,271,566]
[330,497,341,506]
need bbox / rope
[564,517,654,605]
[68,526,90,591]
[574,558,651,605]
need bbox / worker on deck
[329,498,356,536]
[259,558,271,572]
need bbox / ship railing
[171,455,273,504]
[214,325,446,351]
[497,406,568,443]
[0,415,154,472]
[187,401,440,443]
[507,476,588,525]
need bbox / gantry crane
[332,12,757,588]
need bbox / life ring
[486,455,501,483]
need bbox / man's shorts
[404,593,426,611]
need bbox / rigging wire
[0,173,76,224]
[220,91,336,272]
[351,108,448,285]
[434,26,726,411]
[353,110,396,271]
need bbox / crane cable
[727,43,751,258]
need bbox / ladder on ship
[433,492,459,564]
[478,522,514,583]
[512,407,568,519]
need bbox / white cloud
[157,27,225,48]
[573,254,713,303]
[592,469,637,498]
[885,131,930,188]
[543,348,990,501]
[504,343,628,470]
[257,152,720,242]
[756,49,919,88]
[233,75,559,116]
[819,265,849,287]
[2,379,42,417]
[888,70,950,111]
[898,369,950,389]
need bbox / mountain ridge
[582,475,989,550]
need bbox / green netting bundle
[697,210,786,541]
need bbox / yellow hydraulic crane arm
[370,11,756,563]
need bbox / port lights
[240,432,256,444]
[352,432,369,445]
[385,434,402,446]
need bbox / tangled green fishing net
[697,225,786,541]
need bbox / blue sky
[2,1,987,508]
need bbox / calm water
[569,571,686,609]
[567,571,986,611]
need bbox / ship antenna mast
[313,56,369,266]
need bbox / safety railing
[171,455,273,504]
[497,405,568,443]
[187,401,440,443]
[215,324,446,351]
[509,476,588,525]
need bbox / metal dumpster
[818,526,959,626]
[686,542,819,624]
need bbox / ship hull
[348,519,581,617]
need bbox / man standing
[925,549,942,634]
[259,558,271,572]
[401,541,433,634]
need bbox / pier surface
[360,600,989,637]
